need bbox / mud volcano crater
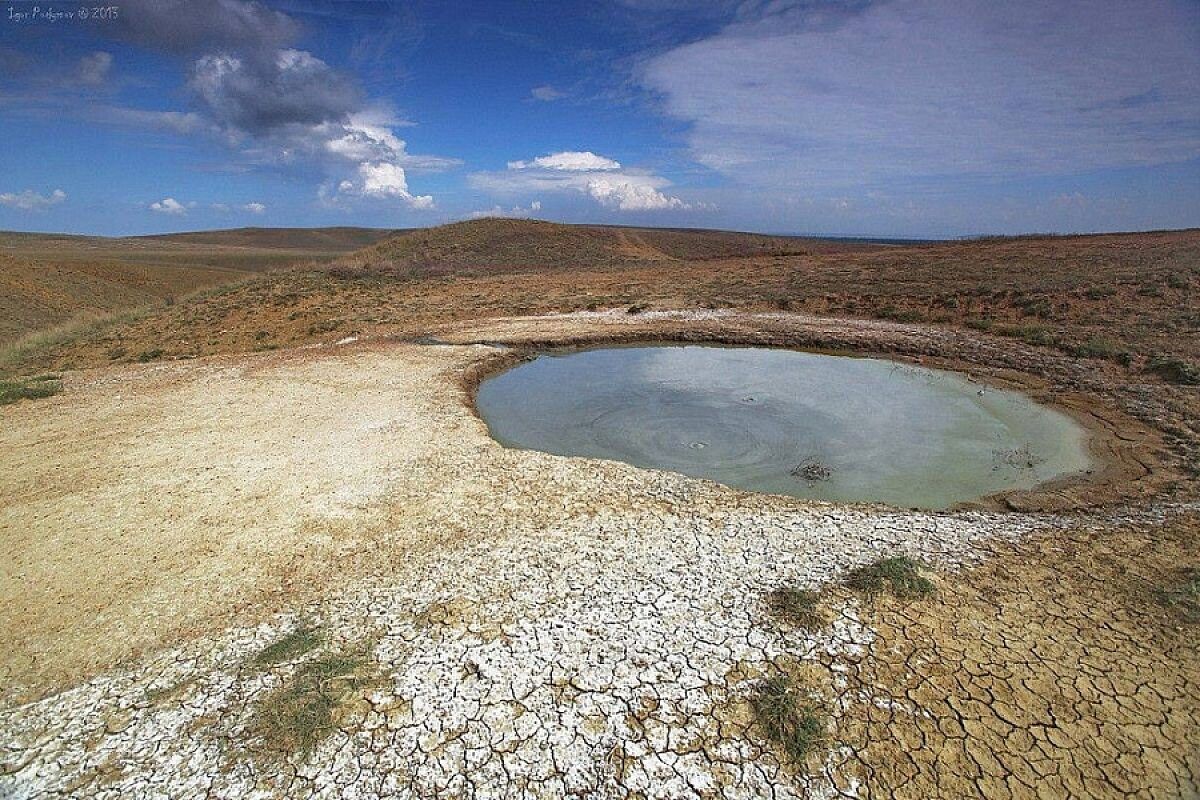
[475,344,1093,509]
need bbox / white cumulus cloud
[0,189,66,211]
[243,202,266,213]
[109,15,455,213]
[585,178,687,211]
[473,151,691,212]
[150,197,190,215]
[335,162,434,209]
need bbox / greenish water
[475,345,1093,509]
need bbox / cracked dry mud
[1,312,1197,799]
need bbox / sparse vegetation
[877,305,924,323]
[1145,356,1200,386]
[1014,296,1054,318]
[765,587,826,630]
[843,556,935,600]
[0,228,394,364]
[997,323,1056,347]
[336,218,819,278]
[253,626,322,666]
[964,317,995,332]
[1072,336,1122,360]
[250,649,374,759]
[0,374,62,405]
[749,674,826,764]
[0,309,146,376]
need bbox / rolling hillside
[337,218,867,276]
[0,226,396,343]
[1,221,1195,389]
[0,253,242,343]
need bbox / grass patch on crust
[843,556,935,600]
[0,309,147,377]
[253,626,322,666]
[0,374,62,405]
[749,673,826,764]
[765,588,826,630]
[251,648,374,759]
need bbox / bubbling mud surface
[476,345,1093,509]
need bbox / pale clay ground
[0,312,1194,798]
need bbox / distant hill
[0,252,242,344]
[0,226,397,344]
[3,224,1196,382]
[133,226,399,251]
[0,227,397,271]
[334,218,874,276]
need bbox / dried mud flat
[1,312,1197,799]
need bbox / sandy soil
[1,312,1196,798]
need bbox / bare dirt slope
[0,226,397,344]
[0,252,242,343]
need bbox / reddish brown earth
[0,226,395,345]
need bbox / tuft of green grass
[251,650,373,758]
[135,348,165,363]
[877,305,924,323]
[253,626,322,666]
[1153,567,1200,623]
[0,309,149,377]
[749,674,826,764]
[1072,336,1122,360]
[1014,296,1054,318]
[843,556,935,600]
[765,588,826,630]
[1145,356,1200,386]
[0,374,62,405]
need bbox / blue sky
[1,0,1197,237]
